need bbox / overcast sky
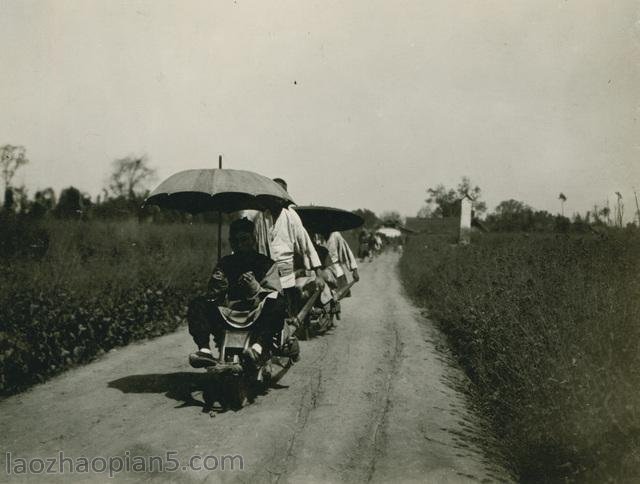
[2,0,639,219]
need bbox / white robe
[324,232,358,278]
[251,207,321,288]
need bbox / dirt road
[1,253,510,483]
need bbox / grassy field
[0,218,227,396]
[400,231,640,482]
[0,216,356,397]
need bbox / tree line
[417,176,640,233]
[0,145,218,223]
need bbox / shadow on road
[108,372,210,409]
[108,372,283,414]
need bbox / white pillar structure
[459,197,472,244]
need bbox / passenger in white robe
[320,231,359,298]
[249,178,323,316]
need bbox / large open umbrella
[144,167,293,259]
[293,205,364,233]
[144,168,294,214]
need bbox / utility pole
[615,192,624,228]
[218,155,223,261]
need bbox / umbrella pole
[217,155,222,262]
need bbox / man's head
[229,217,256,254]
[273,178,288,192]
[314,229,330,242]
[264,178,289,214]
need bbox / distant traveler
[358,229,371,262]
[370,233,382,260]
[375,234,383,253]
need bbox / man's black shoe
[189,350,216,368]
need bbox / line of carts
[144,168,363,412]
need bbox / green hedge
[400,232,640,482]
[0,219,223,396]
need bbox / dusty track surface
[1,253,510,483]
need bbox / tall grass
[400,232,640,482]
[0,219,227,395]
[4,219,226,292]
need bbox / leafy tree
[54,186,90,219]
[486,199,576,233]
[3,187,14,212]
[571,213,590,233]
[554,215,571,233]
[456,177,487,214]
[425,176,486,218]
[29,188,56,219]
[380,210,403,227]
[353,208,380,228]
[12,185,30,214]
[416,205,433,218]
[0,184,29,215]
[485,199,533,231]
[529,211,555,232]
[495,199,531,215]
[37,188,56,210]
[425,184,457,218]
[107,155,156,200]
[92,196,144,220]
[597,205,611,226]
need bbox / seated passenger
[319,231,359,297]
[187,218,296,368]
[295,243,337,309]
[251,178,323,317]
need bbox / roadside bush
[400,232,640,482]
[0,213,49,258]
[0,219,227,396]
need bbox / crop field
[0,218,226,396]
[400,231,640,482]
[4,215,639,481]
